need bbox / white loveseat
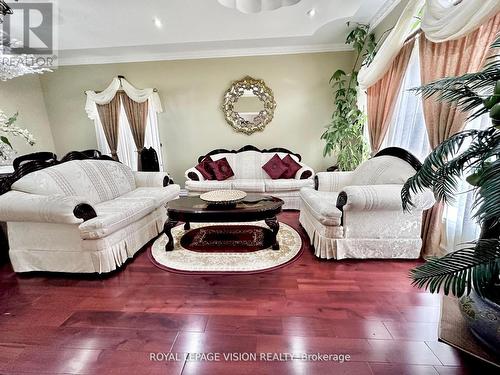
[0,159,180,273]
[185,146,315,210]
[299,148,435,260]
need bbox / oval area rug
[149,221,302,274]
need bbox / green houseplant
[0,110,35,162]
[402,36,500,353]
[321,23,376,171]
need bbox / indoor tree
[321,23,376,171]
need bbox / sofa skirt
[8,208,165,274]
[299,207,422,260]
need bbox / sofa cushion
[265,179,314,192]
[119,186,180,207]
[210,157,234,181]
[262,154,287,179]
[281,154,302,179]
[232,150,265,179]
[11,160,136,205]
[79,197,158,239]
[350,155,417,186]
[195,156,216,180]
[185,180,233,192]
[232,179,266,193]
[299,188,342,226]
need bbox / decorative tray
[200,190,247,205]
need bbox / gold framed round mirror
[221,76,276,135]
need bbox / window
[380,40,431,161]
[379,37,488,254]
[442,114,490,252]
[94,97,163,171]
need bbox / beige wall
[39,52,354,183]
[0,75,55,157]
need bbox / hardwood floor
[0,212,497,374]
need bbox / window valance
[358,0,424,90]
[359,0,500,90]
[85,77,163,120]
[421,0,500,43]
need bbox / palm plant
[401,36,500,301]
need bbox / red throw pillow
[262,154,288,179]
[195,156,215,180]
[281,154,302,179]
[210,157,234,181]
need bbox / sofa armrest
[0,191,94,224]
[339,184,435,211]
[316,171,354,192]
[185,167,205,182]
[295,164,314,180]
[133,171,173,187]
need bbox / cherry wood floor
[0,212,497,375]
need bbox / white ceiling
[12,0,401,65]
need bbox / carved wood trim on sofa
[13,152,58,171]
[187,171,200,181]
[197,145,303,163]
[73,204,98,222]
[0,150,113,201]
[373,147,422,171]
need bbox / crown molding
[56,43,353,66]
[369,0,402,30]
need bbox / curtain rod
[404,29,422,44]
[84,88,159,95]
[83,76,158,94]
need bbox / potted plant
[401,36,500,354]
[0,110,35,162]
[321,23,376,171]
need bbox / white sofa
[0,159,180,273]
[185,146,315,210]
[299,149,435,260]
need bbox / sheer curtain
[94,97,164,171]
[378,38,490,254]
[442,114,490,253]
[380,40,431,161]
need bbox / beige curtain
[367,38,416,154]
[121,93,149,170]
[96,94,121,161]
[419,13,500,258]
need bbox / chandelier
[0,0,13,23]
[217,0,302,14]
[0,52,52,81]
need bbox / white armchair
[299,148,435,260]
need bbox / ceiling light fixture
[153,16,163,29]
[218,0,302,14]
[306,8,316,17]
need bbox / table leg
[265,217,280,250]
[184,222,191,230]
[164,219,178,251]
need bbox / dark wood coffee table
[164,195,284,252]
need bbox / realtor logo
[2,2,54,54]
[0,1,57,73]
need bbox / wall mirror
[221,76,276,135]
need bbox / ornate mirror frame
[221,76,277,135]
